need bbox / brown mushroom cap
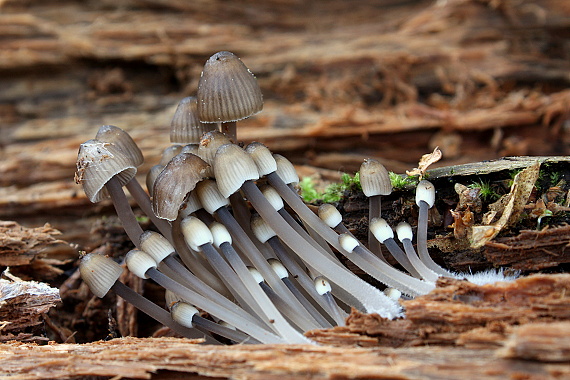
[95,125,144,167]
[170,96,216,144]
[197,51,263,123]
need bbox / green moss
[299,172,362,203]
[389,172,418,190]
[469,180,500,201]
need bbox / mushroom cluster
[76,51,514,345]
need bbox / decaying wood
[310,274,570,348]
[0,221,66,266]
[0,279,60,343]
[484,224,570,270]
[1,336,569,380]
[498,321,570,362]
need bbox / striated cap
[197,51,263,123]
[95,125,144,167]
[213,144,259,198]
[274,154,299,185]
[195,179,229,214]
[245,142,277,176]
[250,213,276,243]
[79,253,123,298]
[75,139,137,203]
[180,216,213,251]
[318,204,342,228]
[170,96,215,144]
[146,164,163,198]
[152,153,209,221]
[369,218,394,243]
[197,131,233,178]
[359,159,392,197]
[159,145,183,167]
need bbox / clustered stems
[77,50,511,346]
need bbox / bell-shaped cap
[197,51,263,123]
[213,144,259,198]
[170,96,215,144]
[246,142,277,176]
[274,154,299,185]
[152,153,209,221]
[95,125,144,167]
[79,253,123,298]
[359,158,392,197]
[75,139,137,203]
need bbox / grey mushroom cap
[95,125,144,167]
[197,51,263,123]
[360,158,392,197]
[75,139,137,203]
[170,96,216,144]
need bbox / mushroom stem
[217,242,312,343]
[221,121,237,141]
[400,238,439,282]
[145,267,285,344]
[111,281,219,343]
[381,238,423,278]
[240,180,401,318]
[368,195,387,262]
[106,176,144,247]
[125,179,172,241]
[418,201,454,276]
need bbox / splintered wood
[309,274,570,348]
[1,336,569,380]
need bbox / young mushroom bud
[213,144,260,198]
[79,252,124,298]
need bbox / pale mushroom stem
[368,195,387,262]
[106,176,144,247]
[417,201,454,276]
[111,281,219,343]
[240,180,402,317]
[221,121,237,141]
[400,238,440,282]
[145,267,285,344]
[125,179,172,241]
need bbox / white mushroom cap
[79,253,123,298]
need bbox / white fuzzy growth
[318,204,342,228]
[268,258,288,279]
[314,276,332,295]
[395,222,413,242]
[125,249,157,279]
[246,142,277,176]
[210,222,232,248]
[196,179,229,214]
[140,231,174,263]
[416,180,435,208]
[338,234,359,253]
[250,214,276,243]
[171,301,199,328]
[248,267,264,284]
[461,268,519,285]
[369,218,394,243]
[181,216,213,251]
[260,185,284,211]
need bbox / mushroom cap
[151,152,209,221]
[213,143,260,198]
[197,51,263,123]
[95,125,144,167]
[79,253,123,298]
[416,180,436,208]
[359,158,392,197]
[170,96,215,144]
[75,139,137,203]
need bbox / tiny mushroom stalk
[125,248,285,344]
[79,252,216,343]
[359,158,392,261]
[395,222,440,282]
[314,276,346,327]
[416,180,454,277]
[197,51,263,141]
[368,218,423,279]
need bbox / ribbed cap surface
[170,96,215,144]
[75,139,137,203]
[96,125,144,167]
[359,158,392,197]
[213,144,259,198]
[197,51,263,123]
[79,253,123,298]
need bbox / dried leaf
[471,162,540,248]
[406,146,442,179]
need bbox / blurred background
[0,0,569,343]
